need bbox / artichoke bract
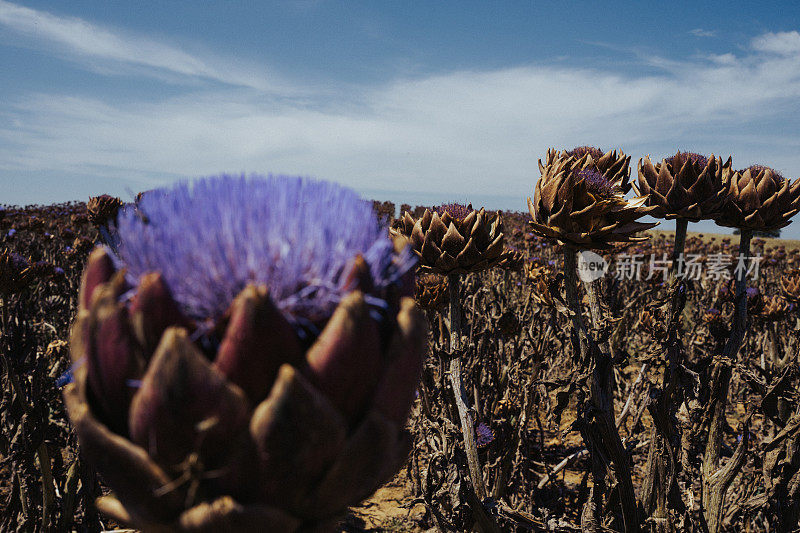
[636,152,732,221]
[390,203,509,274]
[64,175,427,532]
[528,147,658,249]
[715,165,800,230]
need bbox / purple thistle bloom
[566,146,604,160]
[9,252,28,270]
[7,229,15,237]
[575,168,615,197]
[667,151,709,170]
[475,422,494,448]
[745,164,784,181]
[435,202,473,221]
[116,174,413,323]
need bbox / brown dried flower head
[87,194,124,227]
[781,269,800,302]
[525,264,556,307]
[0,250,33,296]
[755,295,793,322]
[414,273,448,312]
[715,165,800,230]
[390,203,509,274]
[564,146,633,192]
[702,307,724,326]
[528,147,658,249]
[638,307,667,338]
[636,151,732,221]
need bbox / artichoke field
[2,155,800,532]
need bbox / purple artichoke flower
[64,175,427,532]
[475,422,495,449]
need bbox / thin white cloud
[689,28,716,38]
[751,31,800,56]
[1,28,800,213]
[0,0,278,90]
[704,53,737,65]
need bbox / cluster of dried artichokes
[636,151,800,231]
[529,146,800,246]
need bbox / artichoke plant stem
[564,246,640,532]
[562,248,589,359]
[671,219,688,276]
[702,229,752,533]
[641,218,689,527]
[446,273,500,533]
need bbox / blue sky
[2,1,800,235]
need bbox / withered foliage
[2,198,800,533]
